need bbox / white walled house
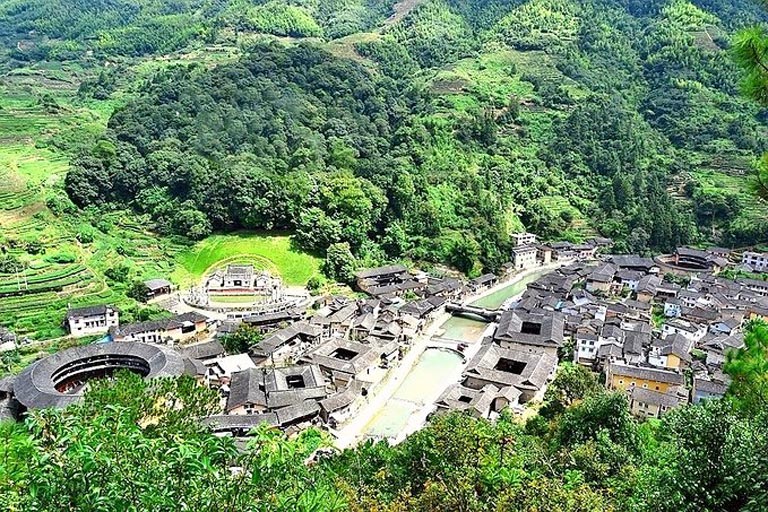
[66,305,119,337]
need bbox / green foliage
[323,242,358,283]
[221,323,263,354]
[724,320,768,419]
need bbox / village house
[585,263,616,294]
[738,277,768,298]
[463,342,557,403]
[672,247,728,273]
[629,387,685,418]
[648,334,692,371]
[470,273,498,292]
[574,331,600,364]
[355,265,409,287]
[180,339,225,365]
[741,250,768,272]
[300,337,393,388]
[65,305,120,337]
[250,322,323,364]
[549,242,576,262]
[493,310,565,357]
[537,245,553,265]
[224,365,327,420]
[141,278,173,301]
[572,243,597,260]
[243,309,304,334]
[435,382,523,419]
[664,298,683,318]
[512,245,539,271]
[610,255,657,273]
[513,232,538,246]
[606,363,684,393]
[662,318,707,343]
[207,353,258,386]
[110,312,208,345]
[319,381,364,426]
[691,376,729,403]
[636,275,662,303]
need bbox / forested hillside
[44,0,767,275]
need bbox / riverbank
[332,262,562,448]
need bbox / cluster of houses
[431,242,768,421]
[13,239,768,435]
[202,266,476,434]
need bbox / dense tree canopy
[53,0,768,276]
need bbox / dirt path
[385,0,426,26]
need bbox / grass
[173,232,322,287]
[0,61,321,342]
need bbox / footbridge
[445,302,501,322]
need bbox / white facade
[664,302,682,318]
[67,307,119,337]
[662,321,707,343]
[512,232,538,246]
[742,251,768,272]
[513,246,538,270]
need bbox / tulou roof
[13,342,185,410]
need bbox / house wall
[631,400,661,418]
[636,291,654,303]
[609,374,674,393]
[229,404,267,416]
[586,281,611,293]
[68,310,119,337]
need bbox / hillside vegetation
[1,0,768,339]
[63,0,768,272]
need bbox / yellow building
[607,363,684,393]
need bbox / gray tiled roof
[13,342,185,409]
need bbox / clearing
[172,232,322,287]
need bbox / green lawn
[172,232,321,287]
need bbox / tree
[540,362,601,420]
[221,324,263,355]
[127,280,149,302]
[323,242,357,283]
[724,320,768,419]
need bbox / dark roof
[13,342,185,409]
[631,387,682,408]
[319,381,363,413]
[243,310,302,326]
[144,278,172,291]
[471,273,497,286]
[464,344,557,391]
[494,310,565,348]
[226,369,267,412]
[355,265,408,280]
[180,340,225,360]
[202,413,279,433]
[609,364,684,385]
[610,255,656,271]
[66,305,110,319]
